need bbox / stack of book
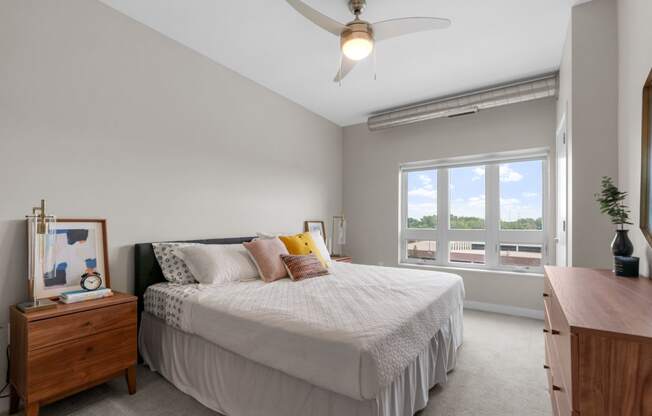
[60,288,113,304]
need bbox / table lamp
[331,216,347,256]
[18,199,58,312]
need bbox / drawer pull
[552,385,562,392]
[543,293,550,298]
[543,328,560,335]
[543,364,550,370]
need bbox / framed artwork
[640,69,652,247]
[32,219,110,299]
[304,220,326,240]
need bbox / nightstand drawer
[28,302,136,350]
[27,325,136,402]
[331,256,352,263]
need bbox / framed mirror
[640,69,652,246]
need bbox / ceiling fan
[286,0,451,82]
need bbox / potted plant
[595,176,634,256]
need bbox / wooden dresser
[543,266,652,416]
[9,292,138,416]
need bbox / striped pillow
[280,254,329,281]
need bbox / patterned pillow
[279,232,327,267]
[280,254,329,281]
[152,242,199,284]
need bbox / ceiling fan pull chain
[373,45,377,81]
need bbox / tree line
[408,215,542,230]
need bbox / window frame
[399,149,549,273]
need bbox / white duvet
[176,262,464,401]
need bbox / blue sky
[407,160,543,222]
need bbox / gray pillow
[152,242,199,284]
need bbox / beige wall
[556,0,619,269]
[618,0,652,276]
[0,1,342,409]
[570,0,619,268]
[342,99,556,313]
[557,19,573,264]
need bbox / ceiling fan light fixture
[286,0,451,81]
[340,23,374,61]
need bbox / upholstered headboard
[134,237,255,317]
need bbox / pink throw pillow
[243,238,289,282]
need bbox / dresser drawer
[28,302,136,350]
[27,325,136,402]
[547,336,573,416]
[550,298,574,400]
[552,375,573,416]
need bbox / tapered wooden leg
[25,402,39,416]
[125,365,137,395]
[8,384,19,415]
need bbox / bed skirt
[139,305,463,416]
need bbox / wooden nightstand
[331,255,352,263]
[9,292,138,416]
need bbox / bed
[135,238,465,416]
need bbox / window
[449,166,485,229]
[406,170,437,229]
[400,151,548,272]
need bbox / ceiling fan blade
[334,56,358,82]
[286,0,346,36]
[372,17,451,42]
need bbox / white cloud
[418,174,433,190]
[499,165,524,182]
[468,195,486,207]
[408,202,436,219]
[450,195,485,217]
[500,197,521,206]
[408,188,436,198]
[471,167,485,181]
[500,197,541,221]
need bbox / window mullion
[542,159,550,266]
[399,171,408,263]
[485,164,500,267]
[438,168,449,266]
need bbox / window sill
[397,262,544,278]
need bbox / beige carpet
[37,310,550,416]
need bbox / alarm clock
[80,271,103,291]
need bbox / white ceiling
[98,0,574,126]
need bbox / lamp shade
[337,219,347,245]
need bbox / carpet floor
[35,310,550,416]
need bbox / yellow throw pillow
[279,232,327,267]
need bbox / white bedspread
[170,262,464,401]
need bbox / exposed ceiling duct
[367,73,558,131]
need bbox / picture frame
[304,220,326,241]
[640,69,652,247]
[31,218,110,299]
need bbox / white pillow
[173,244,259,284]
[309,231,332,267]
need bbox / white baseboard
[464,300,544,320]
